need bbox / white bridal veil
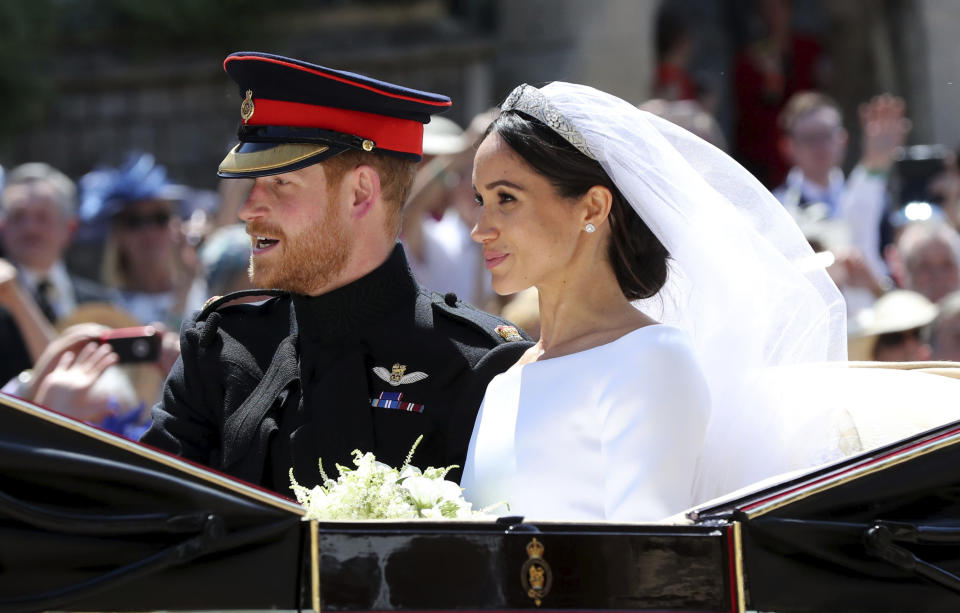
[501,82,960,504]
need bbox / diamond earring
[585,223,596,233]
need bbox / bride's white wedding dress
[460,324,709,522]
[461,81,960,522]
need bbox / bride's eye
[473,192,484,206]
[497,191,515,204]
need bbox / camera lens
[132,339,150,358]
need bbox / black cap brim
[217,141,349,178]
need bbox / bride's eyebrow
[484,180,524,190]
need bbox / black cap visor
[217,140,349,178]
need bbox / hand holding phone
[98,326,162,363]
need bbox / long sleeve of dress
[600,329,710,521]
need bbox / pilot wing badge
[373,363,429,386]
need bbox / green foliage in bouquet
[289,435,502,520]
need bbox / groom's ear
[581,185,613,229]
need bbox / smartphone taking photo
[98,326,162,364]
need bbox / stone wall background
[0,0,956,192]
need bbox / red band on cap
[248,98,425,156]
[225,55,452,108]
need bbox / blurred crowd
[402,0,960,367]
[644,0,960,367]
[2,0,959,435]
[0,154,255,438]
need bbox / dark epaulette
[197,289,290,322]
[192,289,291,351]
[430,291,531,345]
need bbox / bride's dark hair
[486,110,669,300]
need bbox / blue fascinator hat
[77,152,187,240]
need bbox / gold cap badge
[240,89,255,123]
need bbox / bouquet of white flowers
[289,436,502,520]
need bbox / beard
[246,206,350,295]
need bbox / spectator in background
[198,223,257,298]
[639,98,727,151]
[402,113,497,310]
[211,177,255,233]
[775,92,910,315]
[734,0,826,187]
[774,92,848,219]
[652,4,696,102]
[848,289,936,362]
[890,221,960,303]
[0,258,54,383]
[930,290,960,362]
[78,152,204,328]
[0,163,116,325]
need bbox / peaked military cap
[218,52,452,178]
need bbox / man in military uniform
[141,52,530,495]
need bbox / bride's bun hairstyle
[487,111,669,300]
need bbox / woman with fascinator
[460,82,960,521]
[79,153,202,329]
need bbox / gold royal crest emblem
[240,89,255,123]
[520,537,552,606]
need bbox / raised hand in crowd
[826,246,887,298]
[858,93,911,172]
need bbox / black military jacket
[141,245,531,496]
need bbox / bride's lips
[251,235,280,255]
[484,250,509,270]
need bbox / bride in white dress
[460,84,721,521]
[459,81,849,522]
[460,81,960,522]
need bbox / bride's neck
[535,262,641,358]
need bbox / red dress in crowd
[734,35,823,188]
[654,62,697,101]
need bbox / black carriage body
[693,421,960,613]
[306,520,739,612]
[4,392,960,612]
[0,394,303,612]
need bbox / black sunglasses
[115,211,172,230]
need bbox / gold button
[362,139,375,152]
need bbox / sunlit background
[0,0,956,188]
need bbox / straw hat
[422,116,469,156]
[847,290,937,360]
[54,302,139,333]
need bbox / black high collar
[292,243,418,341]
